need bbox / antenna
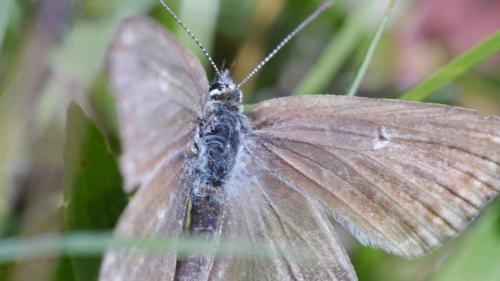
[157,0,222,77]
[238,1,334,88]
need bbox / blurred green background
[0,0,499,280]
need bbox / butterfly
[99,1,500,281]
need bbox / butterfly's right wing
[108,17,208,191]
[246,95,500,259]
[206,145,358,281]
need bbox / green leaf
[430,201,500,281]
[88,74,121,154]
[53,257,76,281]
[400,31,500,101]
[347,0,395,97]
[63,103,127,281]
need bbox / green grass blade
[293,1,377,95]
[0,232,317,264]
[347,0,395,97]
[400,31,500,101]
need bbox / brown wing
[99,148,190,281]
[201,145,357,281]
[99,142,357,281]
[247,95,500,258]
[108,16,208,191]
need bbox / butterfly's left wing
[108,17,208,191]
[246,95,500,259]
[99,149,190,281]
[205,145,357,281]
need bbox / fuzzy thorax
[208,70,243,112]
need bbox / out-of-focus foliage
[0,0,499,280]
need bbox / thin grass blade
[399,31,500,101]
[293,1,378,95]
[0,232,316,264]
[347,0,395,97]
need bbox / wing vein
[257,139,404,253]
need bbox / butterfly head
[209,70,242,111]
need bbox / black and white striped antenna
[237,1,334,88]
[157,0,222,77]
[157,0,333,86]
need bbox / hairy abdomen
[174,103,244,280]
